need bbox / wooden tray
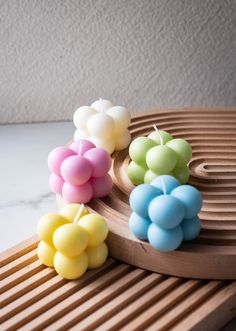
[1,237,236,331]
[80,108,236,280]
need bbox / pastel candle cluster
[37,204,109,279]
[129,175,202,252]
[48,139,112,203]
[73,99,131,154]
[128,130,192,185]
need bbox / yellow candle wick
[74,204,85,224]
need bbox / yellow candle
[86,242,108,269]
[78,214,109,247]
[37,240,56,267]
[54,252,88,280]
[37,204,109,280]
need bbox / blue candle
[129,175,202,252]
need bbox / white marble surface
[0,121,74,252]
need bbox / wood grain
[1,237,235,331]
[58,108,236,279]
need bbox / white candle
[73,99,131,154]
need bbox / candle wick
[153,125,163,145]
[73,204,85,224]
[161,177,167,195]
[78,141,82,156]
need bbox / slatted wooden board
[1,236,236,331]
[80,108,236,280]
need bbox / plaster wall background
[1,0,236,123]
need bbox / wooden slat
[42,268,147,331]
[1,260,46,294]
[172,282,236,331]
[69,273,164,331]
[13,261,128,331]
[0,239,236,331]
[23,271,159,331]
[0,249,38,279]
[96,279,200,331]
[1,265,56,307]
[0,259,118,326]
[146,281,224,330]
[0,235,38,266]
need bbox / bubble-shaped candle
[48,139,113,203]
[129,175,202,252]
[128,126,192,185]
[73,99,131,154]
[37,204,109,279]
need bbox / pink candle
[48,139,113,203]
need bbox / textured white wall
[0,0,236,123]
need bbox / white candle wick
[161,177,167,195]
[73,204,85,224]
[153,125,163,145]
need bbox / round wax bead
[62,181,93,203]
[54,251,88,279]
[49,173,64,194]
[86,242,108,269]
[84,147,111,177]
[129,137,156,167]
[73,106,97,130]
[78,214,108,247]
[173,164,190,184]
[129,212,151,240]
[166,138,192,166]
[37,241,56,267]
[171,185,202,219]
[61,155,92,186]
[148,130,173,145]
[151,175,180,194]
[90,136,115,155]
[144,169,159,184]
[48,147,75,177]
[114,129,131,151]
[90,174,113,198]
[146,145,177,174]
[69,139,95,155]
[37,213,69,245]
[87,113,114,139]
[106,106,131,131]
[129,184,161,218]
[127,161,147,185]
[91,99,113,112]
[53,223,88,257]
[59,203,88,221]
[148,195,184,229]
[181,216,201,241]
[148,223,183,252]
